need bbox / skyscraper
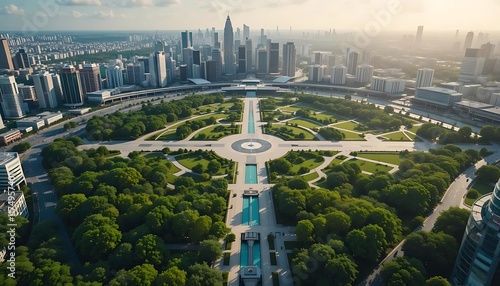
[238,46,246,74]
[243,24,250,40]
[415,68,434,88]
[452,179,500,285]
[355,65,374,84]
[347,51,359,75]
[0,76,25,119]
[60,65,84,106]
[256,48,268,74]
[245,39,253,71]
[126,64,144,85]
[331,65,347,85]
[149,51,168,87]
[79,63,102,94]
[282,42,296,77]
[464,31,474,50]
[182,48,194,78]
[459,48,485,83]
[106,65,124,88]
[181,31,192,50]
[269,42,280,74]
[223,16,234,75]
[415,26,424,45]
[13,49,30,70]
[211,49,222,81]
[0,39,13,70]
[32,71,58,109]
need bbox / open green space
[287,119,322,129]
[191,124,241,140]
[465,182,494,206]
[275,151,325,175]
[280,106,301,113]
[311,112,347,123]
[264,124,316,140]
[176,150,235,177]
[332,121,360,131]
[355,152,403,165]
[405,131,417,140]
[409,125,422,134]
[338,129,365,141]
[156,130,178,140]
[324,155,348,170]
[347,158,394,173]
[381,131,413,141]
[301,171,319,182]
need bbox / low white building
[16,117,45,130]
[0,152,26,191]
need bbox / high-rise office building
[201,45,212,62]
[269,42,279,74]
[481,43,497,74]
[166,57,175,84]
[282,42,296,77]
[309,65,326,82]
[245,38,253,71]
[0,76,25,119]
[51,74,63,104]
[331,65,347,85]
[452,179,500,285]
[137,57,150,73]
[33,71,58,109]
[347,51,359,75]
[205,60,217,82]
[459,48,485,83]
[106,65,124,88]
[181,31,192,51]
[0,39,13,70]
[18,85,36,102]
[223,16,234,75]
[256,48,268,74]
[464,31,474,50]
[211,49,222,81]
[235,28,241,41]
[182,48,194,78]
[193,50,201,66]
[154,41,166,53]
[415,26,424,45]
[0,152,26,191]
[79,63,101,94]
[415,68,434,88]
[214,32,220,49]
[355,64,374,83]
[149,51,168,88]
[60,65,84,106]
[238,46,246,74]
[243,24,250,40]
[13,49,30,70]
[371,77,405,93]
[126,64,144,85]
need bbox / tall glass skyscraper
[223,16,234,75]
[452,179,500,285]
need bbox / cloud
[72,10,85,18]
[113,0,180,7]
[266,0,309,8]
[2,4,26,15]
[58,0,103,6]
[93,10,115,18]
[199,0,252,14]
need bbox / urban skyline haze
[0,0,499,33]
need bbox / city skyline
[0,0,499,32]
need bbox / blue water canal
[244,164,257,184]
[239,241,261,268]
[247,101,255,134]
[241,196,260,226]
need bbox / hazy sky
[0,0,498,33]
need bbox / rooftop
[418,86,462,95]
[0,152,17,166]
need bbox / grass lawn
[339,129,365,141]
[332,121,359,131]
[223,253,230,265]
[409,125,422,134]
[193,112,229,122]
[325,156,348,170]
[265,124,316,140]
[157,130,178,140]
[270,252,277,266]
[356,152,403,165]
[312,112,347,122]
[191,124,241,141]
[382,131,413,141]
[465,182,494,206]
[288,119,322,129]
[142,152,181,173]
[280,106,301,113]
[404,131,417,140]
[347,158,393,173]
[279,151,325,175]
[167,172,211,185]
[301,171,319,182]
[176,152,228,176]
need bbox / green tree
[190,216,212,242]
[324,211,351,237]
[425,276,452,286]
[110,264,158,286]
[73,214,122,261]
[109,243,135,270]
[11,142,31,153]
[381,257,426,286]
[199,239,223,264]
[432,207,470,243]
[270,158,293,174]
[278,190,306,217]
[207,160,222,174]
[296,220,315,242]
[56,193,87,225]
[475,165,500,183]
[325,254,358,286]
[134,234,168,267]
[154,266,187,286]
[187,263,223,286]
